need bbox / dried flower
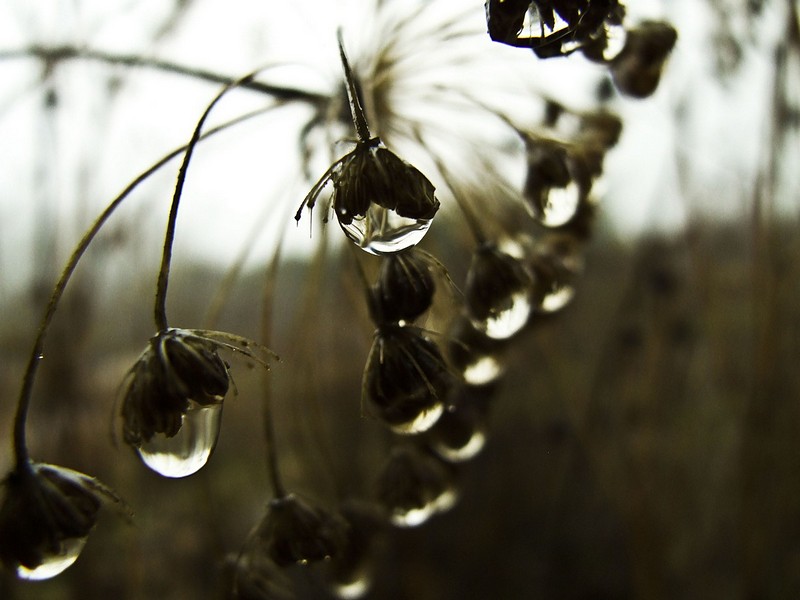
[368,248,436,325]
[363,325,453,434]
[375,446,457,528]
[121,327,273,478]
[0,463,125,580]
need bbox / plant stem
[337,30,372,143]
[153,68,279,331]
[10,106,277,472]
[0,45,327,105]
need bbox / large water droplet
[15,537,87,581]
[137,403,222,478]
[339,204,433,255]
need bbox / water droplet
[137,403,222,478]
[388,403,444,435]
[531,233,583,314]
[390,488,458,527]
[16,537,87,581]
[332,575,371,599]
[602,23,627,61]
[471,289,532,340]
[339,204,433,255]
[465,244,534,340]
[462,355,504,386]
[434,430,487,463]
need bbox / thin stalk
[0,45,327,105]
[259,206,294,499]
[337,30,372,143]
[153,66,282,331]
[10,104,279,472]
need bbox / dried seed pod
[611,21,678,98]
[257,494,347,567]
[375,446,457,528]
[121,328,273,478]
[0,463,125,580]
[464,243,534,340]
[369,248,436,325]
[363,325,452,435]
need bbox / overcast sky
[0,0,787,294]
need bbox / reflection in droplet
[434,430,487,463]
[332,575,371,599]
[16,537,87,581]
[537,181,582,227]
[538,283,575,313]
[472,290,532,340]
[340,204,433,255]
[462,355,503,386]
[137,403,222,478]
[388,403,444,435]
[603,23,628,61]
[389,486,458,528]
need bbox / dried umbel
[369,248,436,325]
[363,325,453,434]
[121,327,272,478]
[257,494,347,567]
[376,446,457,528]
[610,21,678,98]
[464,243,534,340]
[0,463,124,580]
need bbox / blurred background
[1,0,799,598]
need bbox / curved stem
[0,45,328,105]
[11,105,279,472]
[154,67,280,331]
[337,30,371,143]
[259,206,293,499]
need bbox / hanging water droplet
[136,402,222,478]
[523,140,591,228]
[340,204,434,255]
[387,403,444,435]
[332,575,371,599]
[462,355,503,386]
[465,244,534,341]
[429,405,488,463]
[15,537,87,581]
[531,233,584,314]
[602,23,628,61]
[474,289,532,339]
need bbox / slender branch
[11,105,277,472]
[0,45,328,105]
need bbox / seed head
[121,328,230,447]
